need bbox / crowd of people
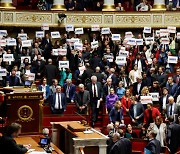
[36,0,180,11]
[0,25,179,153]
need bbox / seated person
[5,70,20,87]
[0,123,31,154]
[50,86,67,114]
[21,74,32,87]
[116,3,124,11]
[124,124,138,139]
[65,0,75,11]
[136,0,149,11]
[74,84,90,114]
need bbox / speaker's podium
[51,121,108,154]
[5,87,44,134]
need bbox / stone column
[102,0,115,11]
[151,0,166,11]
[99,145,107,154]
[52,0,66,11]
[0,0,15,9]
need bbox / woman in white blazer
[147,116,167,147]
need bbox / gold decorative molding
[0,10,179,28]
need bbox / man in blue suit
[63,79,76,103]
[50,86,67,114]
[5,70,20,87]
[166,77,178,97]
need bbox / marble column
[52,0,66,11]
[0,0,15,9]
[102,0,115,11]
[151,0,166,11]
[99,145,107,154]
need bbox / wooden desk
[15,135,64,154]
[51,121,108,154]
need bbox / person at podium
[5,70,21,87]
[0,123,31,154]
[50,86,67,114]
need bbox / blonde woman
[141,86,150,96]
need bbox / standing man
[157,66,167,88]
[103,78,114,100]
[50,86,67,114]
[0,123,31,154]
[145,130,161,154]
[87,76,103,127]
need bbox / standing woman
[38,77,50,103]
[147,116,167,147]
[106,88,119,113]
[116,81,125,100]
[121,89,131,115]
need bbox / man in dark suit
[50,86,67,114]
[45,59,58,85]
[142,72,151,87]
[0,123,30,154]
[118,71,130,89]
[132,76,145,97]
[92,66,104,83]
[167,117,180,154]
[157,66,167,88]
[86,76,103,127]
[103,78,114,100]
[173,68,180,84]
[41,33,52,60]
[108,68,117,87]
[81,63,94,84]
[5,70,20,86]
[64,79,76,103]
[146,130,161,154]
[74,84,90,114]
[132,53,146,72]
[110,131,132,154]
[166,76,178,97]
[129,96,144,126]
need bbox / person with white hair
[74,84,90,114]
[108,68,117,86]
[86,75,103,127]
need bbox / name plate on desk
[6,92,43,100]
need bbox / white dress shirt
[55,93,62,109]
[92,84,98,97]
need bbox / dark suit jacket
[142,77,152,87]
[5,75,20,87]
[146,139,161,154]
[110,74,117,86]
[132,58,146,71]
[157,73,167,88]
[109,107,124,123]
[0,135,27,154]
[38,85,50,99]
[132,82,145,96]
[159,94,171,111]
[92,72,104,83]
[173,75,180,84]
[166,103,179,118]
[166,83,178,97]
[74,90,90,108]
[118,76,130,87]
[110,138,132,154]
[50,93,67,112]
[86,82,103,100]
[103,84,114,100]
[129,102,144,124]
[63,83,76,101]
[45,64,58,85]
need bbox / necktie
[176,76,179,84]
[66,86,70,98]
[170,104,173,115]
[93,84,97,98]
[58,94,60,109]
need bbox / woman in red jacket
[121,89,131,115]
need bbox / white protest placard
[140,96,152,104]
[160,29,169,37]
[79,65,86,76]
[91,25,100,31]
[22,40,32,47]
[101,28,110,34]
[66,38,80,46]
[145,37,154,45]
[104,54,114,62]
[136,39,143,45]
[0,40,6,47]
[125,31,133,38]
[52,49,59,56]
[120,47,126,51]
[3,54,14,62]
[21,56,31,63]
[6,38,16,46]
[112,34,121,41]
[168,56,178,64]
[59,61,69,69]
[74,42,83,51]
[36,31,45,38]
[156,30,160,36]
[167,26,176,33]
[161,38,170,44]
[149,92,159,101]
[147,58,152,64]
[0,69,7,76]
[51,31,60,39]
[115,56,126,65]
[41,23,49,30]
[0,30,7,37]
[91,41,99,49]
[26,73,35,81]
[75,28,84,35]
[119,50,129,57]
[177,32,180,39]
[58,48,67,56]
[143,27,151,33]
[127,38,136,46]
[18,33,27,41]
[65,24,74,32]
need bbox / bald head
[48,59,52,64]
[95,67,100,72]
